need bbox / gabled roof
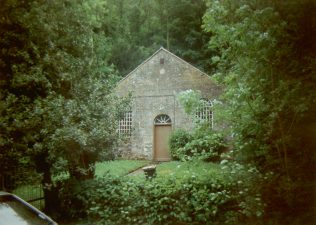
[117,47,208,84]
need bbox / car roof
[0,191,10,196]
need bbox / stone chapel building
[115,47,221,161]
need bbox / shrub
[169,126,227,162]
[58,167,264,225]
[183,129,226,162]
[169,129,192,160]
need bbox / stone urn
[143,165,157,179]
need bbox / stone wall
[115,48,221,159]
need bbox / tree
[100,0,212,75]
[0,0,128,214]
[203,0,316,223]
[25,0,121,175]
[0,0,45,190]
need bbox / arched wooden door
[154,115,172,161]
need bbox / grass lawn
[157,161,224,179]
[130,160,225,183]
[52,160,151,181]
[95,159,151,177]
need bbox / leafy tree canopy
[0,0,128,195]
[102,0,213,75]
[203,0,316,223]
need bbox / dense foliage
[103,0,212,75]
[169,127,226,162]
[203,0,316,223]
[0,0,127,213]
[1,0,315,224]
[0,0,41,190]
[169,129,192,160]
[59,165,263,225]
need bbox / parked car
[0,191,57,225]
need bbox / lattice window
[118,111,132,137]
[154,114,171,125]
[195,99,213,127]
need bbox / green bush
[184,130,226,162]
[59,167,264,225]
[169,129,192,160]
[169,126,227,162]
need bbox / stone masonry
[115,47,221,160]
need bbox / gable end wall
[115,48,221,159]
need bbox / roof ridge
[158,47,208,76]
[117,47,164,84]
[116,47,209,85]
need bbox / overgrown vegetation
[169,129,192,160]
[0,0,128,214]
[203,0,316,223]
[59,160,264,225]
[103,0,211,75]
[169,127,226,162]
[171,89,227,162]
[1,0,315,224]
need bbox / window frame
[118,111,132,138]
[195,99,213,128]
[154,114,172,125]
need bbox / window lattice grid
[195,100,213,127]
[118,111,132,137]
[154,114,172,125]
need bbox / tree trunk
[34,151,59,215]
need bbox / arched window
[154,114,172,125]
[195,99,213,128]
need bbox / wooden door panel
[154,125,171,161]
